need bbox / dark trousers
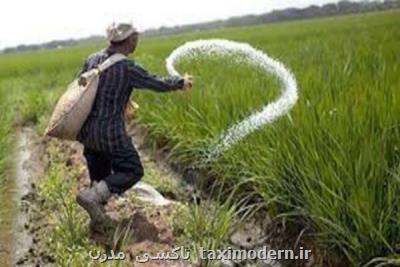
[82,143,144,195]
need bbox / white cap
[106,22,138,43]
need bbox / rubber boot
[76,180,111,223]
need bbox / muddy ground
[10,125,308,267]
[13,126,195,267]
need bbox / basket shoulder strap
[97,53,127,73]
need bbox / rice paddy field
[0,10,399,266]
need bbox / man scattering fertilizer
[76,22,193,232]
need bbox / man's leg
[83,146,112,186]
[77,147,113,223]
[104,143,144,195]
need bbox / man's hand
[182,73,193,90]
[125,100,140,120]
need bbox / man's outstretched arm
[127,61,190,92]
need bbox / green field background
[1,10,399,266]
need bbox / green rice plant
[174,182,260,266]
[133,11,400,265]
[37,143,100,266]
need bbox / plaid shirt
[77,49,184,152]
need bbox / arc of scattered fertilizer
[165,39,299,163]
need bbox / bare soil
[13,126,193,266]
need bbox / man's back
[78,49,133,151]
[77,49,185,152]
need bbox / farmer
[76,22,192,230]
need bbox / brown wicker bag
[45,53,126,140]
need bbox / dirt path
[11,126,194,266]
[10,125,287,267]
[14,128,41,265]
[13,128,47,266]
[0,127,45,267]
